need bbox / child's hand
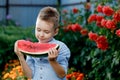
[14,41,24,58]
[48,48,59,61]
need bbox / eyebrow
[44,30,50,32]
[36,27,50,31]
[36,27,40,29]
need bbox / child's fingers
[48,48,58,56]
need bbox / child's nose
[39,32,44,37]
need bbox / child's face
[35,19,58,43]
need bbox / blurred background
[0,0,88,27]
[0,0,120,80]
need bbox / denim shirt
[26,38,71,80]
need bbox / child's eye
[45,31,50,34]
[37,29,41,32]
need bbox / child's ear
[54,28,59,36]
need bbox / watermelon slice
[17,40,59,57]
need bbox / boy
[14,6,70,80]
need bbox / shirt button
[40,67,42,70]
[40,77,42,79]
[40,58,42,61]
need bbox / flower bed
[66,68,84,80]
[2,60,30,80]
[58,1,120,79]
[2,60,84,80]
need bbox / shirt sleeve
[56,43,71,73]
[26,56,35,78]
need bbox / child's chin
[39,40,48,43]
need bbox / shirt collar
[49,38,55,43]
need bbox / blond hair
[37,6,59,28]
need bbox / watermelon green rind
[21,51,48,57]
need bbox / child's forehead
[36,19,54,27]
[36,19,55,30]
[36,18,53,25]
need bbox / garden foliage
[56,1,120,80]
[0,26,36,77]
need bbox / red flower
[66,72,84,80]
[96,15,104,27]
[62,9,68,14]
[96,15,104,22]
[96,4,103,13]
[73,8,79,14]
[115,29,120,37]
[71,23,82,32]
[88,32,98,41]
[85,2,91,10]
[96,42,109,50]
[105,20,116,30]
[96,36,108,50]
[101,18,107,27]
[76,73,84,80]
[66,24,73,31]
[96,21,102,27]
[88,14,97,23]
[113,10,120,22]
[102,6,114,16]
[96,36,107,43]
[66,74,72,79]
[80,28,88,36]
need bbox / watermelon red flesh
[17,40,59,55]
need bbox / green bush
[0,26,37,76]
[56,1,120,80]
